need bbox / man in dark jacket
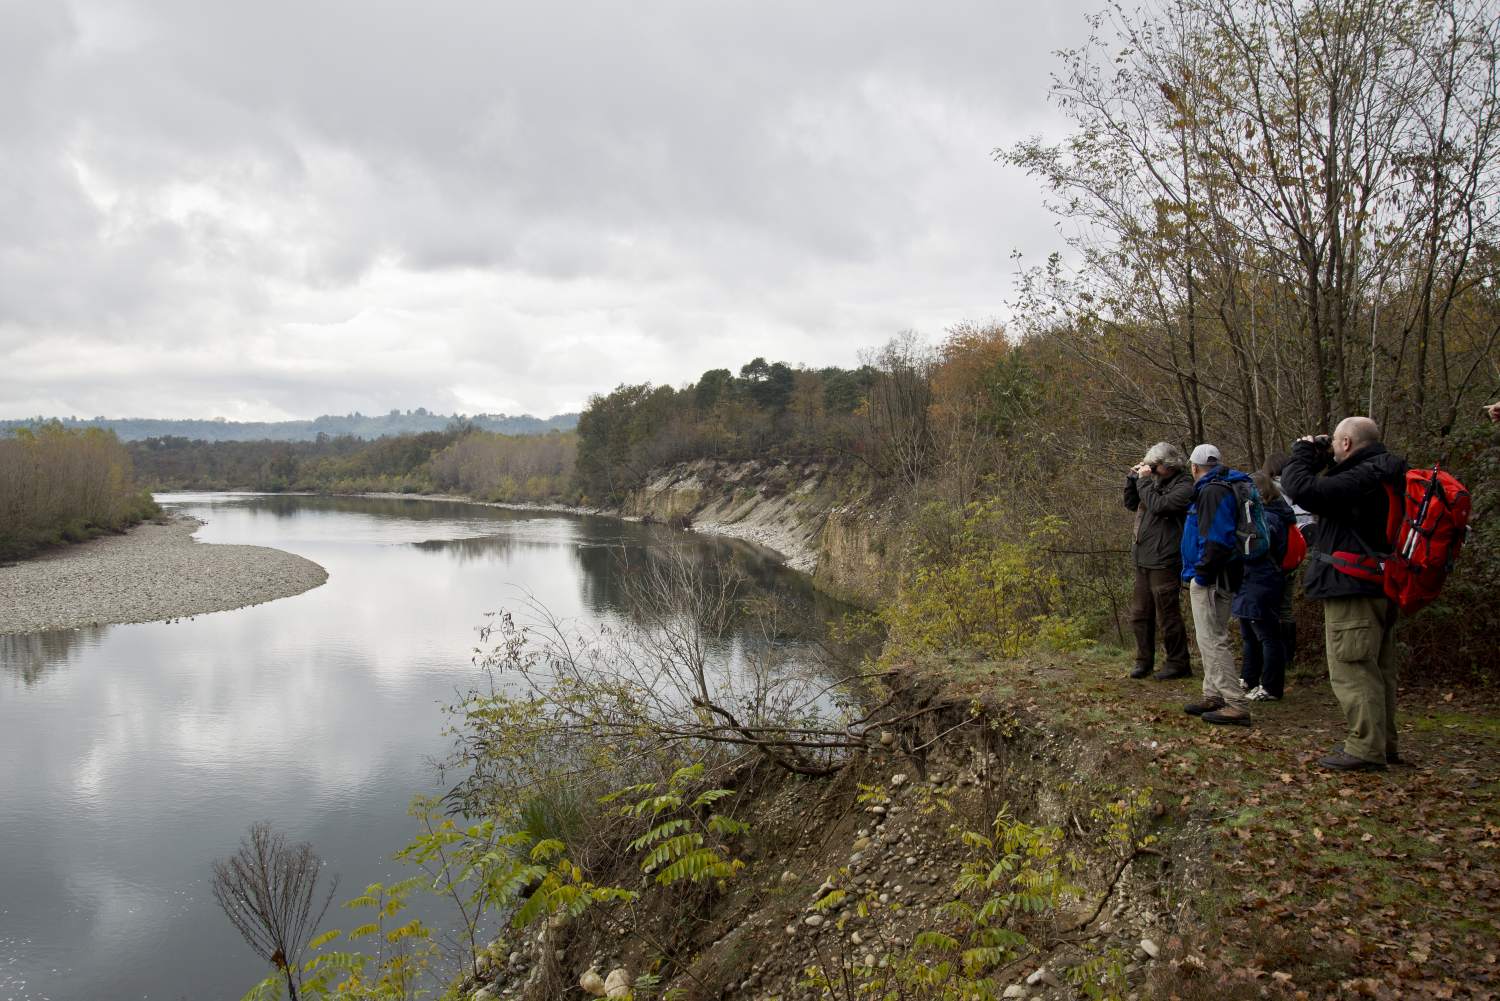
[1123,442,1194,680]
[1280,416,1409,771]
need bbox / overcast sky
[1,0,1094,420]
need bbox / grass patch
[1409,709,1500,739]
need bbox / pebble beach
[0,515,328,634]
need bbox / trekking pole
[1401,465,1441,561]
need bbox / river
[0,493,845,1001]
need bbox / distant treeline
[0,410,578,443]
[126,355,887,503]
[130,427,577,503]
[0,424,159,560]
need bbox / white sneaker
[1247,686,1280,702]
[1237,678,1249,692]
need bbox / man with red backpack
[1280,417,1409,771]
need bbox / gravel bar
[0,515,328,634]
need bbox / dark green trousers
[1324,595,1398,764]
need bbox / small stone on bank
[579,969,606,996]
[604,968,631,998]
[1027,967,1058,987]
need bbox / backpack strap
[1312,496,1390,583]
[1385,480,1405,552]
[1311,549,1383,582]
[1197,474,1231,541]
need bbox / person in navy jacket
[1234,472,1295,702]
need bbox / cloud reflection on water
[0,494,853,1001]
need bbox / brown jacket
[1123,469,1193,571]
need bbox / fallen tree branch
[1064,846,1164,935]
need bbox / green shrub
[882,501,1089,660]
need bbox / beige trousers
[1189,580,1246,711]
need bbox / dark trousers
[1130,566,1189,672]
[1239,616,1285,698]
[1279,568,1299,667]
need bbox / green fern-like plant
[510,838,638,928]
[1066,950,1130,1000]
[249,878,440,1001]
[806,807,1082,1001]
[610,763,749,888]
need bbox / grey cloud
[1,0,1094,419]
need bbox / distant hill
[0,410,579,443]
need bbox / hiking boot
[1183,696,1225,716]
[1202,706,1252,726]
[1129,662,1153,679]
[1317,750,1386,772]
[1152,666,1192,681]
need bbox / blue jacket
[1232,498,1294,621]
[1180,466,1251,587]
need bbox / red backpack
[1328,465,1471,615]
[1280,522,1308,571]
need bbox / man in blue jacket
[1180,444,1253,726]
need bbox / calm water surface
[0,494,840,1001]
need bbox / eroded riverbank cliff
[616,458,896,607]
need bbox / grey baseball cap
[1189,444,1221,466]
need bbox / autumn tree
[859,332,937,491]
[1003,0,1500,459]
[0,423,158,559]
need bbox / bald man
[1280,417,1409,772]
